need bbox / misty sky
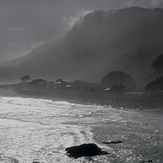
[0,0,163,63]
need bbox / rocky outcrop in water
[65,143,109,158]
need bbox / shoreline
[0,87,163,114]
[15,88,163,111]
[0,88,163,162]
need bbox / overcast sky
[0,0,163,62]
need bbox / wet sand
[0,90,163,162]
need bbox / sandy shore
[0,88,163,162]
[1,88,163,113]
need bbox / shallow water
[0,96,162,163]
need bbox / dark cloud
[0,0,163,62]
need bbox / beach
[0,92,163,163]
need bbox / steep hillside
[1,7,163,83]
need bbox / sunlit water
[0,96,162,163]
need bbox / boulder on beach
[65,143,109,158]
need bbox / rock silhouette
[65,143,109,158]
[142,160,153,163]
[102,140,123,144]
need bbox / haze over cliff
[1,7,163,83]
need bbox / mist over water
[0,96,162,163]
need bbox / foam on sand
[0,96,162,162]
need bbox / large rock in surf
[65,143,109,158]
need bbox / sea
[0,93,163,163]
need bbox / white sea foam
[0,96,162,163]
[0,96,96,163]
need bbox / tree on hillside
[144,54,163,85]
[109,83,126,94]
[20,75,31,83]
[145,77,163,93]
[55,78,64,84]
[29,78,48,89]
[151,54,163,71]
[29,78,47,85]
[101,71,137,91]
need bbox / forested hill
[1,7,163,84]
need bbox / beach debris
[102,140,123,144]
[65,143,109,158]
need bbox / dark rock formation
[102,140,123,144]
[142,160,153,163]
[65,143,109,158]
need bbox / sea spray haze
[1,7,163,83]
[0,1,163,163]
